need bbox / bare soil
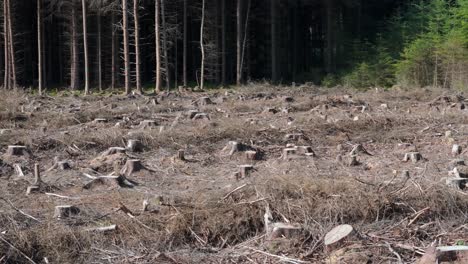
[0,84,467,263]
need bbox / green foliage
[343,0,468,90]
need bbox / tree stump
[186,110,200,119]
[324,224,354,251]
[58,161,71,170]
[93,118,107,124]
[197,97,213,106]
[223,141,245,156]
[102,147,126,156]
[282,148,297,160]
[245,150,258,161]
[403,152,422,163]
[297,146,315,156]
[238,165,254,178]
[283,96,294,103]
[177,149,186,161]
[126,139,143,152]
[120,159,144,176]
[26,185,40,195]
[6,145,28,156]
[139,120,157,129]
[262,107,278,114]
[452,144,462,156]
[348,155,359,166]
[284,133,303,141]
[269,223,302,239]
[192,113,210,120]
[54,205,80,219]
[445,178,467,190]
[401,170,410,178]
[33,163,41,185]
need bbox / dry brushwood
[350,144,373,156]
[26,185,40,195]
[102,147,126,156]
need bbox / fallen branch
[222,184,247,200]
[243,246,309,264]
[0,198,40,222]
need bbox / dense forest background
[0,0,467,94]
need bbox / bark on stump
[140,120,157,129]
[283,148,297,160]
[126,139,143,152]
[177,149,186,161]
[284,133,303,141]
[197,96,213,106]
[238,165,253,179]
[403,152,422,163]
[192,113,210,120]
[26,185,40,195]
[120,159,144,176]
[58,161,71,170]
[268,223,302,239]
[452,144,462,156]
[245,150,258,161]
[348,155,359,166]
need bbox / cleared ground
[0,84,467,263]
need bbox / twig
[45,193,79,200]
[222,184,247,200]
[407,207,430,227]
[0,235,37,264]
[0,198,40,222]
[243,246,309,264]
[385,242,403,264]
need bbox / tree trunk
[200,0,205,90]
[221,0,226,85]
[37,0,42,94]
[240,0,251,81]
[134,0,142,94]
[161,0,169,91]
[325,0,336,74]
[155,0,161,93]
[111,11,117,90]
[82,0,89,94]
[70,3,79,90]
[7,0,16,89]
[271,0,277,83]
[122,0,130,94]
[182,0,187,88]
[3,0,9,89]
[97,3,102,92]
[236,0,242,86]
